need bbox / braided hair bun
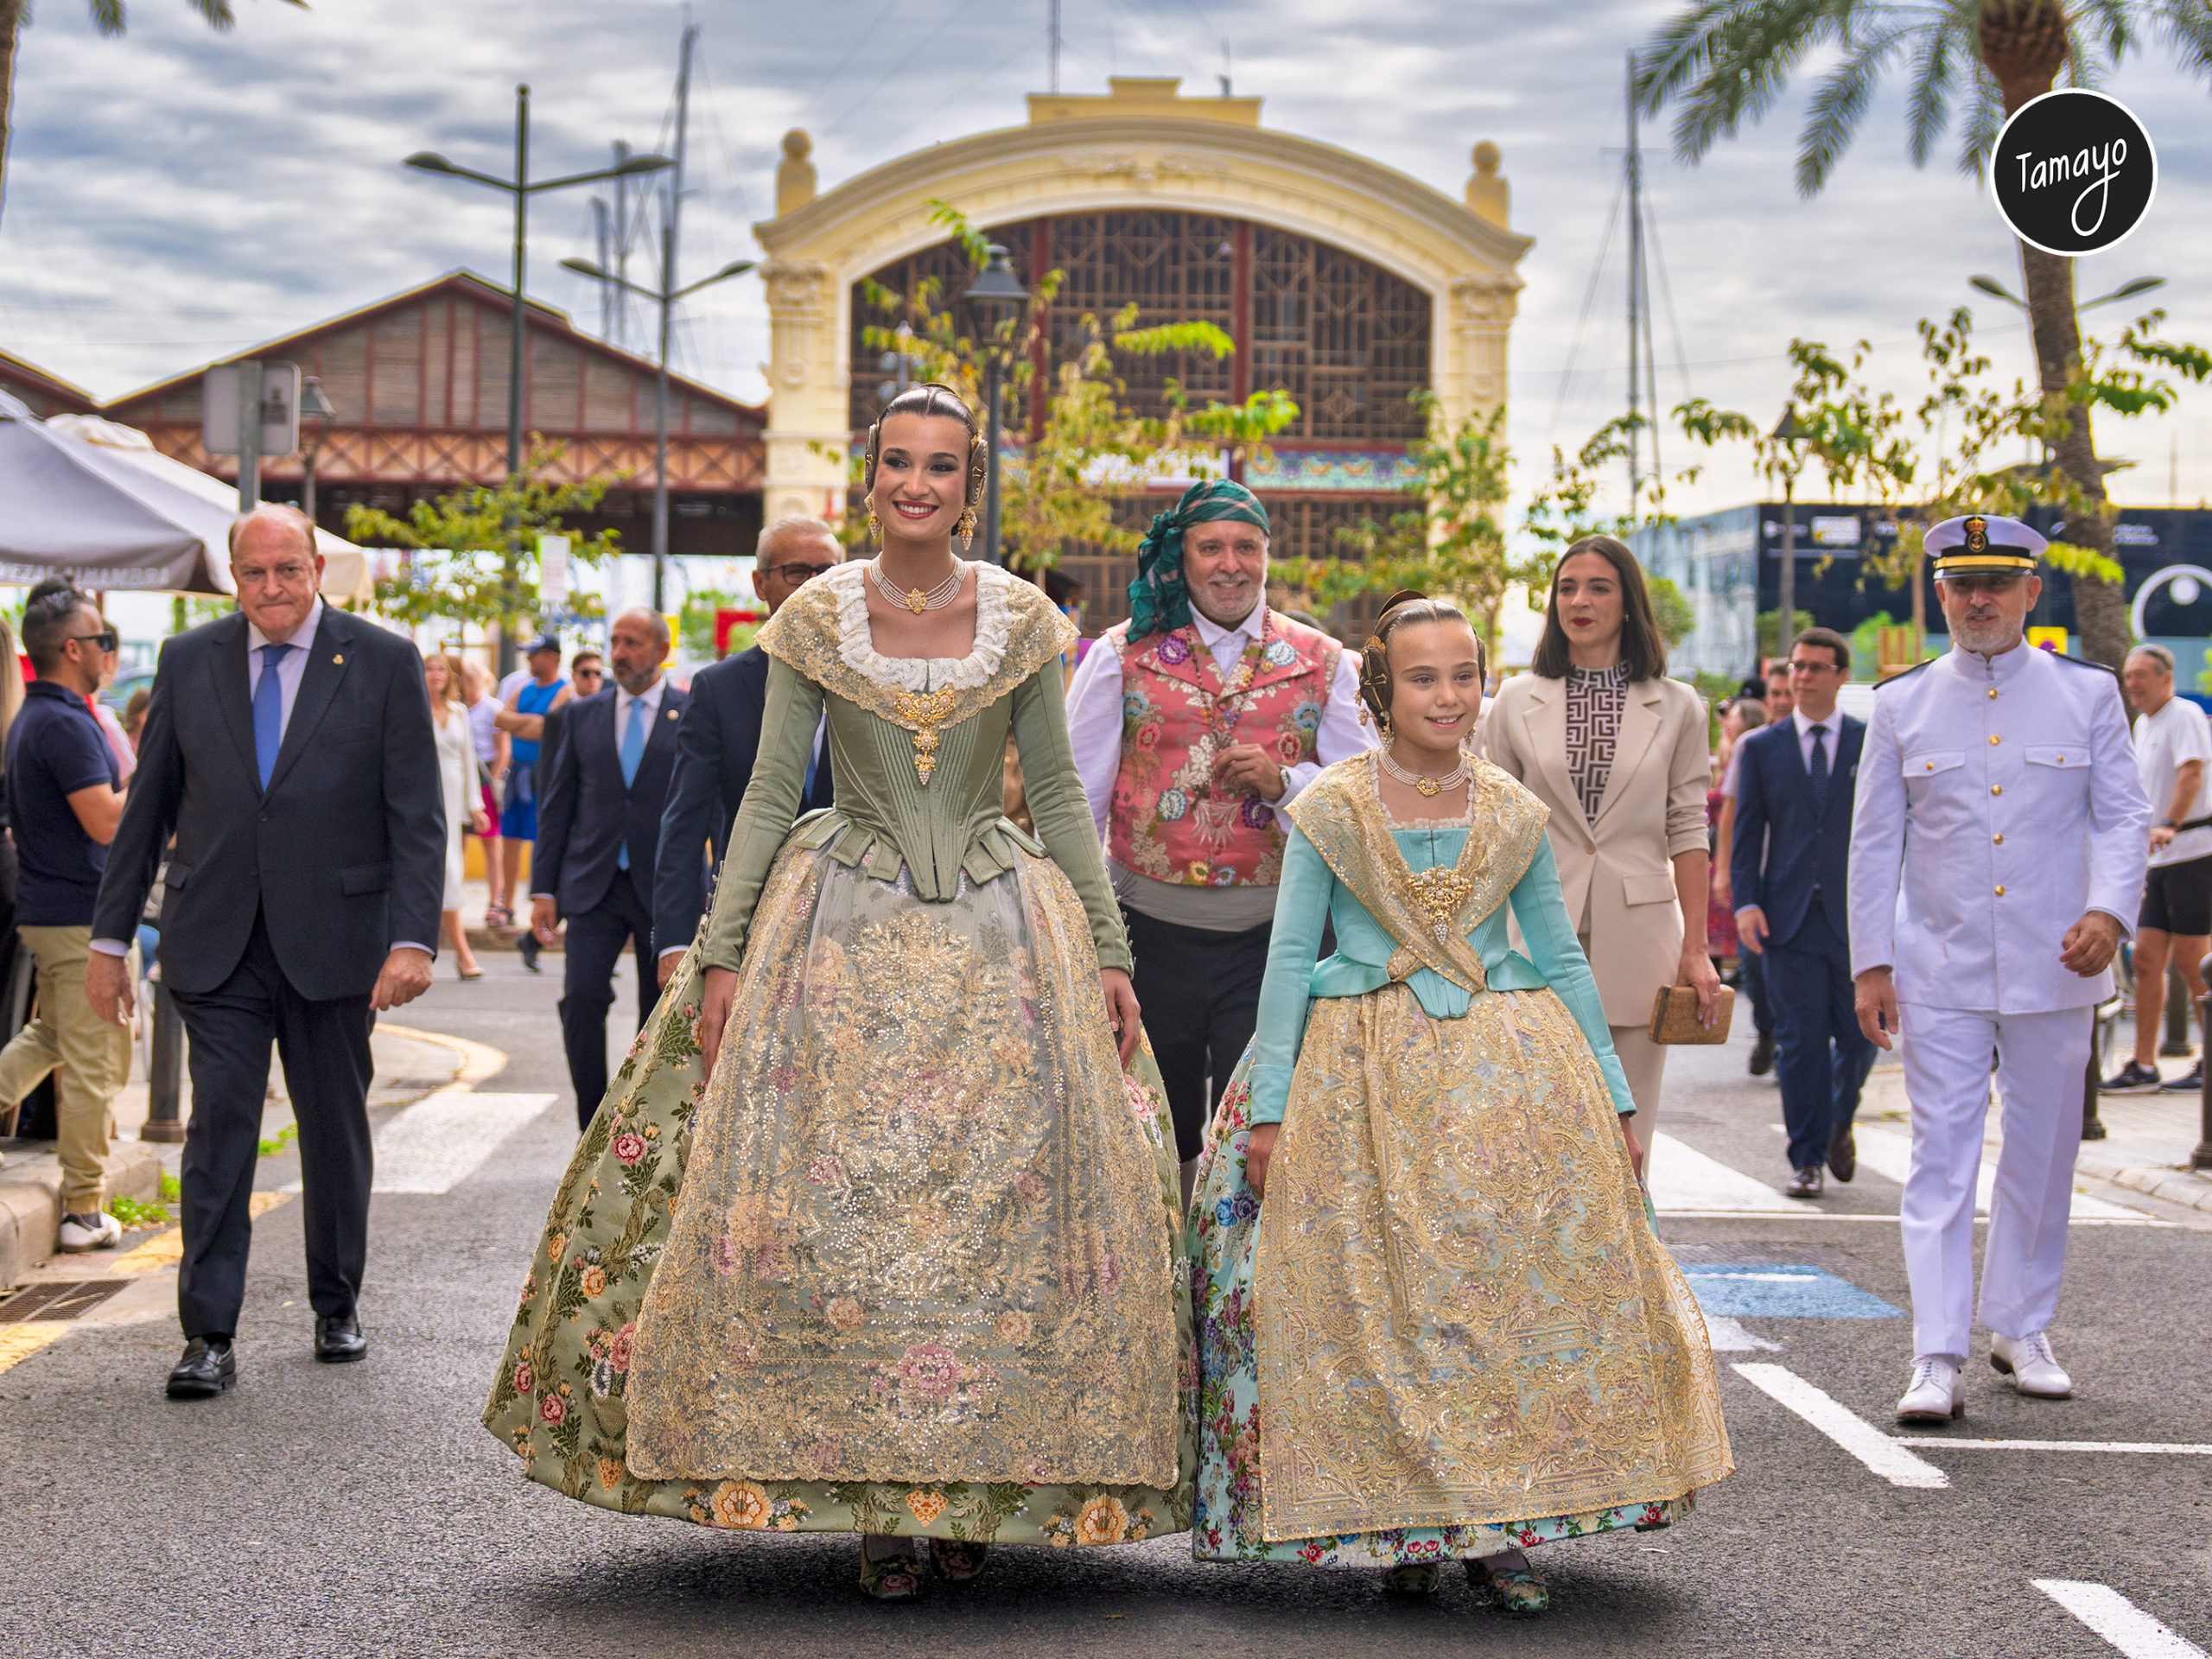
[1357,589,1484,732]
[863,382,989,523]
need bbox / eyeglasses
[761,562,836,587]
[234,563,317,588]
[65,629,120,654]
[1787,659,1843,676]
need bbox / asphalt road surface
[6,950,2209,1659]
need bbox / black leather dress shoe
[1827,1124,1857,1183]
[315,1313,368,1363]
[1748,1033,1775,1077]
[1784,1166,1825,1199]
[166,1337,236,1400]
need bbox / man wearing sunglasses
[0,580,132,1255]
[653,516,841,988]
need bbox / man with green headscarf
[1065,478,1371,1198]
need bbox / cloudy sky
[3,0,2208,518]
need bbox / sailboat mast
[1624,52,1645,521]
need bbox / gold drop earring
[868,506,881,543]
[957,505,977,551]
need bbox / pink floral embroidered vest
[1108,610,1343,887]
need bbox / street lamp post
[960,245,1029,567]
[297,373,336,525]
[1770,403,1803,671]
[405,86,671,671]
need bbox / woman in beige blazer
[1484,535,1720,1132]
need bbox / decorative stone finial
[776,129,817,218]
[1465,141,1509,227]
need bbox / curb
[0,1140,166,1290]
[2073,1152,2212,1216]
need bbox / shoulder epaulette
[1873,658,1936,689]
[2050,650,2121,677]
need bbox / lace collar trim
[827,560,1015,693]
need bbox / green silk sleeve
[1507,836,1637,1116]
[1011,661,1132,974]
[1247,825,1335,1126]
[698,656,825,973]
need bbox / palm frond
[86,0,127,35]
[1954,69,2005,181]
[186,0,237,26]
[2072,0,2136,64]
[1796,21,1910,194]
[1635,0,1861,162]
[1902,13,1964,167]
[2150,0,2212,79]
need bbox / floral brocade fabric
[481,852,1196,1545]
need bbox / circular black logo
[1992,89,2156,256]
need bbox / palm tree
[0,1,304,225]
[1635,1,2212,665]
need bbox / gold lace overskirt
[1255,983,1733,1540]
[624,843,1180,1489]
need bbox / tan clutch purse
[1648,984,1735,1046]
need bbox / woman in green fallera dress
[483,385,1192,1599]
[1188,594,1732,1615]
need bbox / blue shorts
[503,797,538,842]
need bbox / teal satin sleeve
[1246,825,1336,1127]
[1507,836,1637,1116]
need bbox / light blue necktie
[617,696,647,868]
[253,642,293,790]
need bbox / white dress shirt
[613,677,665,747]
[246,596,323,735]
[1792,706,1838,775]
[1062,602,1372,931]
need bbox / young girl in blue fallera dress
[1187,592,1732,1615]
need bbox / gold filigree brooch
[891,687,961,785]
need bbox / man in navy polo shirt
[0,579,131,1252]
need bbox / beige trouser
[1607,1021,1668,1135]
[0,925,132,1213]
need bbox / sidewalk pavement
[457,875,564,955]
[1858,1058,2212,1217]
[0,1023,465,1291]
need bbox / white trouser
[1897,1002,2090,1362]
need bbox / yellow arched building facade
[755,77,1529,629]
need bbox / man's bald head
[229,505,324,643]
[607,607,670,696]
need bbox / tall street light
[961,245,1029,567]
[405,85,671,671]
[563,253,755,610]
[1770,402,1804,670]
[297,373,336,524]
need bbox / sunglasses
[67,629,120,654]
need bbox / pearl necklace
[870,557,965,617]
[1376,745,1470,798]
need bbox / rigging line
[1643,192,1694,407]
[1546,178,1624,447]
[819,0,991,139]
[795,0,906,119]
[872,31,1045,157]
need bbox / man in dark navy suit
[652,516,840,988]
[87,505,446,1396]
[1732,626,1876,1198]
[532,608,690,1128]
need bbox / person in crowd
[652,516,840,984]
[0,617,20,1171]
[0,582,131,1251]
[1731,627,1875,1198]
[1707,697,1767,969]
[1722,672,1796,1077]
[88,505,445,1399]
[424,650,487,981]
[1190,591,1731,1612]
[1484,535,1721,1142]
[1852,515,2148,1425]
[122,686,151,753]
[531,613,688,1129]
[515,650,602,971]
[461,659,510,927]
[486,384,1183,1599]
[493,632,569,938]
[90,638,135,785]
[2104,642,2212,1094]
[1062,477,1370,1200]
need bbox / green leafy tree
[1634,0,2212,664]
[675,588,757,659]
[346,445,623,632]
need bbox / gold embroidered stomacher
[757,574,1078,786]
[1284,753,1550,989]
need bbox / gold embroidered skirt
[622,842,1183,1492]
[1255,983,1732,1541]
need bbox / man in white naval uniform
[1848,515,2149,1426]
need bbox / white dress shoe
[1895,1355,1964,1426]
[1989,1330,2073,1398]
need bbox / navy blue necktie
[1807,723,1830,816]
[253,642,293,790]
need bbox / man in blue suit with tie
[1732,626,1877,1198]
[532,608,690,1128]
[652,516,840,987]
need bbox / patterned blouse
[1564,662,1630,823]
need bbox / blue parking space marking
[1679,1263,1904,1319]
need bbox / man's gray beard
[1952,618,2024,656]
[1192,589,1262,631]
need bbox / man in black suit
[87,505,445,1398]
[652,516,840,988]
[532,607,690,1128]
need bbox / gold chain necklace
[870,558,965,617]
[1376,744,1470,798]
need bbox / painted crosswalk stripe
[1731,1363,1948,1489]
[2034,1581,2209,1658]
[371,1090,556,1194]
[1700,1316,1780,1352]
[1914,1439,2212,1456]
[1649,1133,1802,1214]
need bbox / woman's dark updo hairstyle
[1530,533,1667,682]
[862,381,988,522]
[1357,588,1484,730]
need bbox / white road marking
[1701,1316,1781,1352]
[371,1090,557,1193]
[1910,1439,2212,1456]
[1730,1363,1949,1489]
[2034,1581,2209,1658]
[1649,1133,1802,1213]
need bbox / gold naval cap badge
[1963,515,1988,553]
